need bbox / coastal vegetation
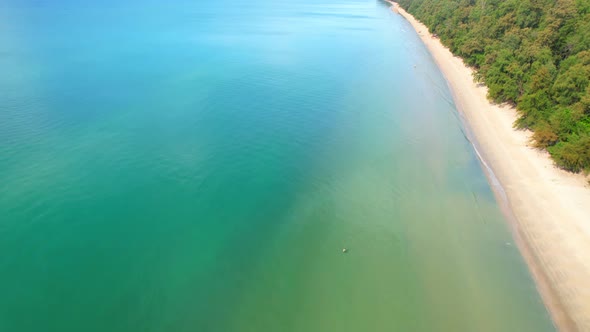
[397,0,590,172]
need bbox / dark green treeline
[397,0,590,172]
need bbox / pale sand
[390,2,590,331]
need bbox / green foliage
[550,108,584,138]
[548,133,590,172]
[553,51,590,108]
[532,122,558,148]
[397,0,590,172]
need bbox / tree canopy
[397,0,590,172]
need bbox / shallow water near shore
[0,0,555,331]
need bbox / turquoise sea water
[0,0,555,331]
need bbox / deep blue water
[0,0,554,331]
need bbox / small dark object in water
[342,248,348,253]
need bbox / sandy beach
[390,2,590,331]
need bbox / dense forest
[397,0,590,172]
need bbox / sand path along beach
[390,2,590,331]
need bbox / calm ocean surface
[0,0,555,331]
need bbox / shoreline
[389,2,590,331]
